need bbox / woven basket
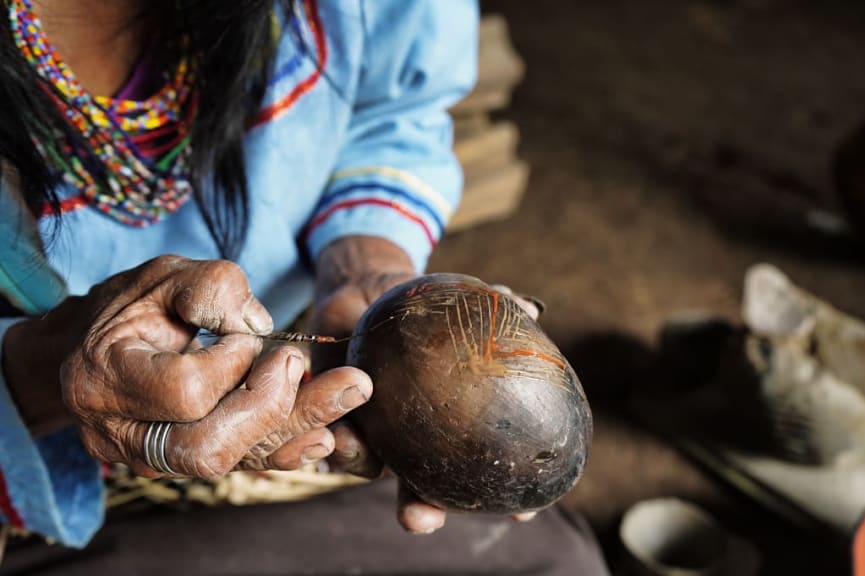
[106,464,367,509]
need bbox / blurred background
[431,0,865,573]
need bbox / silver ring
[143,421,178,476]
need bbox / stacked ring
[143,421,178,475]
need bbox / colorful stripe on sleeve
[303,166,456,266]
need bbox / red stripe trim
[0,470,25,528]
[42,196,87,217]
[304,198,437,248]
[247,0,327,129]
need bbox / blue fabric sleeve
[304,0,479,272]
[0,318,103,548]
[0,180,67,314]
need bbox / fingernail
[302,444,330,464]
[285,350,305,381]
[407,516,446,535]
[339,386,369,411]
[518,294,547,317]
[242,298,273,335]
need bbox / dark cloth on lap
[1,479,609,576]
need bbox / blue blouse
[0,0,477,546]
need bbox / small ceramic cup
[619,498,731,576]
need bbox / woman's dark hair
[0,0,292,260]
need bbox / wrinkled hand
[311,237,542,534]
[28,255,370,477]
[310,237,415,477]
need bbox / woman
[0,0,609,573]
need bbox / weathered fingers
[64,334,263,423]
[237,366,373,471]
[397,481,447,535]
[327,420,383,478]
[108,346,304,478]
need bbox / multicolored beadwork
[7,0,198,227]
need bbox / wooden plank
[454,121,520,174]
[451,89,514,117]
[453,113,491,141]
[447,15,528,231]
[475,14,526,92]
[448,160,530,231]
[451,14,525,117]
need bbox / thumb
[397,481,447,535]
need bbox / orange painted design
[485,291,499,363]
[478,289,566,371]
[496,348,567,370]
[404,283,437,298]
[248,0,327,129]
[855,517,865,576]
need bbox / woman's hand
[3,255,370,478]
[310,236,416,476]
[312,236,445,532]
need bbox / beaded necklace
[8,0,198,227]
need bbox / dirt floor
[430,1,865,573]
